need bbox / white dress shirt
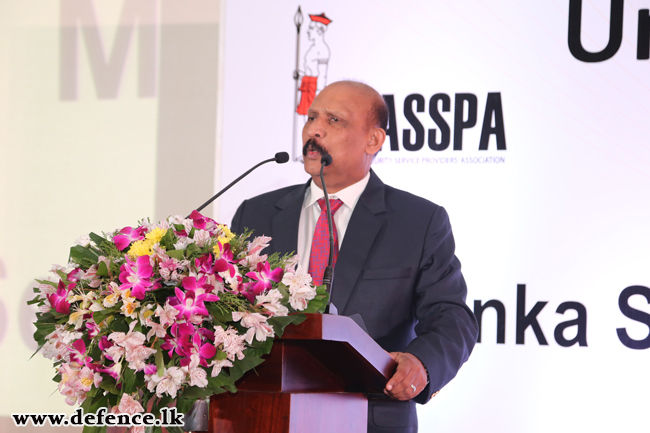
[297,172,371,272]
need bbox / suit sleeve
[405,206,478,403]
[230,200,246,234]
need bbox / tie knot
[317,198,344,214]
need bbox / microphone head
[274,152,290,164]
[321,154,333,166]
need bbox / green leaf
[35,279,57,287]
[268,314,306,338]
[69,245,99,265]
[215,350,227,361]
[176,399,195,416]
[155,344,165,377]
[229,354,264,382]
[246,338,273,357]
[26,297,42,305]
[91,307,118,326]
[99,377,120,395]
[166,427,184,433]
[33,322,56,345]
[96,261,109,277]
[159,228,177,250]
[179,386,213,400]
[167,249,185,260]
[206,304,233,324]
[89,232,107,247]
[120,366,136,393]
[89,393,109,413]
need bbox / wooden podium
[208,313,397,433]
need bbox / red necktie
[308,198,344,286]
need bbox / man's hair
[371,97,388,131]
[329,80,388,131]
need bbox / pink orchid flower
[213,244,237,277]
[180,332,216,368]
[118,255,154,300]
[85,320,99,338]
[243,262,284,302]
[143,364,157,375]
[169,286,219,320]
[98,336,113,352]
[194,255,214,275]
[67,268,84,282]
[189,210,209,230]
[100,362,122,380]
[182,275,215,294]
[113,227,146,251]
[161,323,195,358]
[47,280,73,314]
[69,339,87,364]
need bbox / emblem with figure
[292,7,333,161]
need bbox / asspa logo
[568,0,650,62]
[381,92,506,153]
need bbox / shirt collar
[305,172,371,209]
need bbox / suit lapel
[269,183,307,256]
[332,171,386,314]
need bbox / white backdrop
[218,1,650,432]
[1,1,648,432]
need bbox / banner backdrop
[219,1,650,432]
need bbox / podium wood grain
[208,314,397,433]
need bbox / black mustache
[302,139,328,157]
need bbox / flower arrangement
[29,211,328,432]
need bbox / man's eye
[307,116,315,121]
[330,117,339,123]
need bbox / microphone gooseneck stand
[319,154,338,315]
[187,152,289,218]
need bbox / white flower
[125,345,157,371]
[208,358,233,377]
[182,358,209,388]
[38,283,57,296]
[282,265,313,291]
[283,255,300,272]
[74,234,94,247]
[154,367,185,398]
[155,302,179,327]
[256,289,289,317]
[145,319,167,341]
[289,284,316,311]
[193,229,211,247]
[213,326,246,361]
[232,311,274,344]
[174,237,195,250]
[117,393,144,414]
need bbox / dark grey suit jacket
[231,171,478,433]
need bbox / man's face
[302,83,380,193]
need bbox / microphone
[319,153,337,315]
[189,152,289,216]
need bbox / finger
[385,355,411,391]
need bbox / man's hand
[384,352,428,401]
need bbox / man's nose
[305,118,326,139]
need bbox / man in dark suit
[231,81,478,433]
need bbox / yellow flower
[217,224,235,245]
[128,239,155,258]
[146,227,167,244]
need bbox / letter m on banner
[60,0,157,100]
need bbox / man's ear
[367,127,387,156]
